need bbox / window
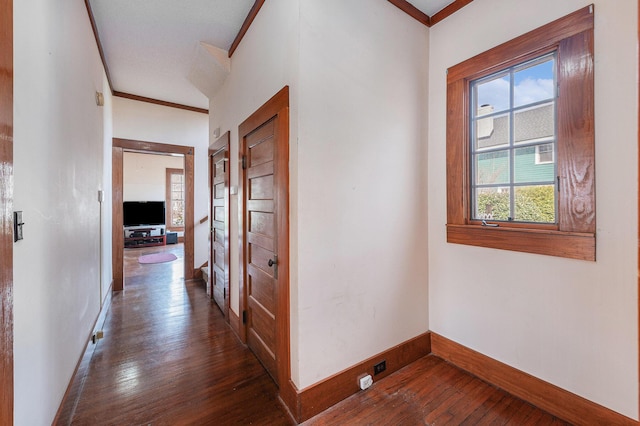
[535,144,554,165]
[166,168,185,230]
[446,6,595,261]
[471,53,557,224]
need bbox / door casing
[209,131,230,318]
[238,87,291,398]
[112,138,195,291]
[0,0,13,422]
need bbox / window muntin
[470,53,557,224]
[445,6,595,261]
[166,168,185,229]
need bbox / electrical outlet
[374,360,386,375]
[358,374,373,390]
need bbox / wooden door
[239,87,289,388]
[209,133,229,319]
[0,0,13,423]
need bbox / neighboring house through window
[166,168,185,231]
[446,5,595,261]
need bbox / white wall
[112,97,209,267]
[211,0,429,390]
[427,0,638,419]
[13,0,112,424]
[209,0,299,319]
[123,151,184,202]
[294,0,429,388]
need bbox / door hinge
[242,310,247,324]
[223,288,226,299]
[242,155,247,170]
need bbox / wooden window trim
[166,168,185,232]
[446,5,595,261]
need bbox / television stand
[124,227,166,248]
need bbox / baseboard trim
[53,280,114,424]
[287,332,431,422]
[430,333,636,426]
[229,309,241,339]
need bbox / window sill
[446,224,595,261]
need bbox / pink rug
[138,253,178,264]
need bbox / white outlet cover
[359,374,373,390]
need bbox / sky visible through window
[476,58,554,113]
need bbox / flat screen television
[123,201,166,226]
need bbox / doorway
[209,132,230,319]
[238,86,290,392]
[112,138,195,291]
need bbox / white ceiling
[89,1,457,111]
[408,0,457,17]
[89,0,255,110]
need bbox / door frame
[0,0,13,423]
[112,138,195,291]
[209,131,230,319]
[238,86,292,399]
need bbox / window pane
[475,113,509,150]
[535,143,554,164]
[514,57,555,107]
[514,145,555,183]
[514,185,555,223]
[475,150,509,185]
[474,187,510,221]
[514,103,554,143]
[475,73,510,113]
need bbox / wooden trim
[447,225,596,261]
[113,138,192,155]
[198,216,208,225]
[291,333,432,422]
[0,0,13,421]
[229,309,241,339]
[446,6,595,262]
[228,0,266,57]
[429,0,474,26]
[113,91,208,115]
[238,86,290,399]
[387,0,430,27]
[84,0,113,92]
[209,131,230,319]
[387,0,473,27]
[111,147,124,291]
[430,333,637,425]
[165,168,185,231]
[447,6,594,83]
[54,280,114,423]
[184,152,195,280]
[111,140,196,290]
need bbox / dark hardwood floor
[56,243,569,425]
[56,243,293,425]
[304,355,570,425]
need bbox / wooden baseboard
[430,333,637,426]
[285,332,431,422]
[53,280,114,424]
[229,309,241,339]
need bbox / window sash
[445,5,595,261]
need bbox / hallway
[56,244,292,425]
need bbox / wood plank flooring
[56,244,570,425]
[56,244,293,425]
[305,355,570,425]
